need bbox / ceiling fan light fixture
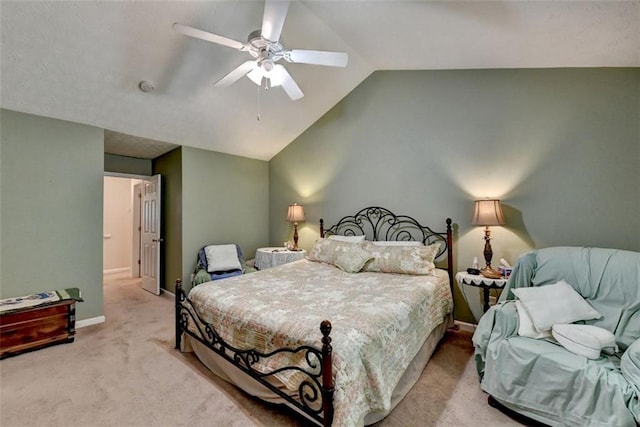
[173,0,347,101]
[260,59,274,72]
[267,64,286,87]
[247,68,263,86]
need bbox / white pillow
[552,324,617,359]
[327,235,365,243]
[370,240,424,247]
[204,244,242,272]
[516,301,551,339]
[511,279,602,332]
[361,242,439,275]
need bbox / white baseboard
[76,315,106,329]
[454,320,477,333]
[103,267,130,275]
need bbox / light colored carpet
[0,272,522,427]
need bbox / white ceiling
[2,1,639,161]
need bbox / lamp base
[292,223,299,251]
[480,266,502,279]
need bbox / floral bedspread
[188,259,453,426]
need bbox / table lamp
[472,198,505,278]
[286,203,305,250]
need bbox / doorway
[103,173,162,295]
[103,176,142,278]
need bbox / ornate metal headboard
[320,206,454,288]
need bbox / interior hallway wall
[103,176,133,272]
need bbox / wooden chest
[0,300,77,359]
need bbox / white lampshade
[472,199,505,226]
[247,68,263,86]
[247,63,286,88]
[286,203,305,222]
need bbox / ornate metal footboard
[175,279,334,426]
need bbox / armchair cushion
[512,279,601,331]
[551,324,617,360]
[204,244,242,272]
[515,301,551,339]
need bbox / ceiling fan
[173,0,348,101]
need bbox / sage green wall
[269,68,640,323]
[104,153,152,176]
[153,146,269,294]
[181,147,269,292]
[152,147,182,294]
[1,109,104,321]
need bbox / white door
[141,175,161,295]
[131,183,142,278]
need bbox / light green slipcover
[473,247,640,427]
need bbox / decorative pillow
[621,339,640,388]
[516,301,551,339]
[334,245,374,273]
[361,241,439,275]
[204,244,242,272]
[551,324,617,359]
[370,240,424,247]
[327,234,366,243]
[511,280,602,332]
[307,238,363,265]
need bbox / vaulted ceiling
[1,1,638,161]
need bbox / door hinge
[137,259,141,265]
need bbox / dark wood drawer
[0,300,76,359]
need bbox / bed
[175,207,454,426]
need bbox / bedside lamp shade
[472,199,505,227]
[286,203,305,223]
[472,199,505,277]
[286,203,305,250]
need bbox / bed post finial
[175,279,182,350]
[320,320,334,427]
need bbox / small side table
[255,247,307,270]
[456,271,508,313]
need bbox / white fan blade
[173,23,245,51]
[285,49,348,67]
[215,61,257,87]
[261,0,289,42]
[279,67,304,100]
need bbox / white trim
[103,171,152,179]
[76,315,106,329]
[454,320,477,333]
[103,267,130,275]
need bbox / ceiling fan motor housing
[247,29,284,63]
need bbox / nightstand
[254,247,307,270]
[456,271,508,313]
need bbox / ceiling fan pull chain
[257,81,262,122]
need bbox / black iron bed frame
[175,206,453,426]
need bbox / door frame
[103,172,160,285]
